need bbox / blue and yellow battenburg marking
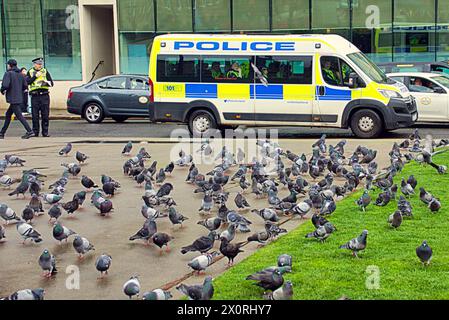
[156,83,352,101]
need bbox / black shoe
[21,132,34,139]
[0,133,4,139]
[42,133,50,137]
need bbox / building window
[352,0,393,63]
[194,0,231,32]
[0,6,4,74]
[437,0,449,61]
[119,33,154,75]
[157,55,201,82]
[232,0,269,31]
[393,0,436,62]
[41,0,82,80]
[4,0,44,70]
[272,0,309,31]
[156,0,193,32]
[118,0,155,32]
[311,0,350,39]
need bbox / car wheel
[84,103,105,123]
[350,109,383,138]
[188,110,219,136]
[112,116,129,123]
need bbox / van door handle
[318,86,325,96]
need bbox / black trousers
[0,103,32,134]
[31,93,50,136]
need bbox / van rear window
[157,55,201,83]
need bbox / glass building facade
[118,0,449,74]
[0,0,82,79]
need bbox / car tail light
[67,90,73,100]
[148,77,154,103]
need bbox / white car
[387,72,449,122]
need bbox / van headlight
[378,89,402,99]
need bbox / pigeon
[234,192,251,210]
[62,198,80,216]
[16,221,42,243]
[129,219,157,244]
[62,163,81,177]
[29,194,44,214]
[356,190,371,212]
[407,175,418,190]
[188,252,220,273]
[73,236,95,259]
[263,281,293,300]
[122,141,133,155]
[52,222,76,243]
[156,168,166,184]
[199,191,213,213]
[152,232,174,253]
[21,206,35,223]
[181,231,217,254]
[428,198,441,213]
[291,199,313,219]
[320,197,337,216]
[388,211,403,229]
[38,249,57,278]
[168,207,188,228]
[252,208,279,223]
[59,143,72,156]
[48,205,62,222]
[142,289,173,300]
[164,162,174,175]
[156,183,173,197]
[400,178,414,197]
[197,217,222,232]
[247,224,271,245]
[419,187,433,205]
[75,151,89,164]
[339,230,368,257]
[3,288,45,300]
[8,179,29,197]
[0,175,16,188]
[416,241,432,266]
[81,175,98,189]
[305,222,336,242]
[220,224,237,242]
[246,268,284,292]
[375,191,391,207]
[398,196,413,217]
[123,276,140,299]
[43,194,63,205]
[239,176,251,192]
[98,199,113,216]
[102,182,117,197]
[95,254,112,278]
[176,276,214,300]
[220,238,245,266]
[73,191,87,206]
[277,254,292,268]
[5,155,26,166]
[141,205,161,220]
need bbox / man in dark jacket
[0,59,34,139]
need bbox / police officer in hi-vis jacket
[26,57,54,137]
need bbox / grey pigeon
[123,276,140,299]
[246,268,284,292]
[277,254,292,268]
[220,224,237,242]
[252,208,279,223]
[81,175,97,189]
[129,219,157,244]
[197,217,222,232]
[176,276,214,300]
[168,207,188,228]
[21,206,34,223]
[73,235,95,258]
[305,222,336,242]
[38,249,57,278]
[16,221,42,243]
[95,254,112,278]
[52,222,76,243]
[339,230,368,257]
[75,151,88,164]
[181,231,216,254]
[419,187,433,205]
[48,205,62,222]
[188,252,220,273]
[388,210,402,229]
[29,194,44,214]
[59,143,72,156]
[235,192,251,210]
[428,198,441,213]
[199,191,213,213]
[416,240,432,266]
[142,289,172,300]
[4,288,45,300]
[220,238,245,266]
[122,141,133,155]
[356,190,371,212]
[263,281,293,300]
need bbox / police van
[148,34,417,138]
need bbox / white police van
[148,34,417,138]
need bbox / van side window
[157,55,200,82]
[201,56,253,83]
[320,56,356,88]
[255,56,313,84]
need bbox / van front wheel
[188,110,218,136]
[350,109,383,138]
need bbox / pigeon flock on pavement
[0,129,447,300]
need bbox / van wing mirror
[348,72,359,89]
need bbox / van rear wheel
[188,110,219,136]
[350,109,383,138]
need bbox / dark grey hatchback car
[67,75,150,123]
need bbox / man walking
[27,57,53,137]
[0,59,34,139]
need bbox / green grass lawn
[213,152,449,300]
